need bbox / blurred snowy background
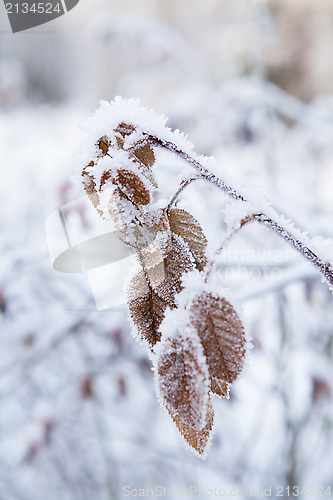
[1,0,333,498]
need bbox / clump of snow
[73,96,196,186]
[154,322,210,431]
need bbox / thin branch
[144,134,333,289]
[204,214,261,281]
[166,176,199,212]
[256,214,333,287]
[146,135,246,201]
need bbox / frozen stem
[204,213,262,282]
[144,134,333,289]
[167,176,199,212]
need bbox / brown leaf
[127,235,193,348]
[134,158,158,189]
[210,378,230,399]
[189,292,246,386]
[91,168,151,228]
[172,395,214,457]
[115,169,151,207]
[168,208,208,271]
[82,161,102,215]
[139,211,171,269]
[155,327,209,431]
[120,210,171,261]
[115,122,136,137]
[82,123,158,222]
[97,135,110,155]
[133,144,155,168]
[114,124,157,188]
[154,234,194,304]
[130,145,158,189]
[127,270,168,347]
[119,223,150,250]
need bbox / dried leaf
[154,234,194,304]
[119,223,150,250]
[115,122,136,137]
[127,270,169,347]
[127,270,151,303]
[133,157,158,189]
[210,378,230,399]
[141,242,167,271]
[95,184,140,230]
[127,143,158,189]
[189,292,246,385]
[115,169,151,207]
[127,235,193,347]
[168,208,208,271]
[82,123,158,222]
[120,210,171,261]
[133,144,155,168]
[82,161,102,215]
[82,162,146,225]
[155,327,210,431]
[140,211,171,269]
[114,124,157,188]
[145,261,166,289]
[92,168,151,228]
[97,135,110,155]
[172,395,214,457]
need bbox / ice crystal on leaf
[155,325,210,432]
[153,235,194,303]
[168,208,208,271]
[127,269,168,347]
[189,291,247,392]
[127,234,194,348]
[171,394,215,458]
[154,284,246,455]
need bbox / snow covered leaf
[98,168,151,208]
[132,151,158,189]
[120,210,171,269]
[110,190,135,229]
[154,234,194,304]
[127,234,193,347]
[155,326,210,431]
[113,168,151,207]
[82,161,102,215]
[133,144,155,169]
[127,270,168,347]
[83,160,152,235]
[97,135,110,155]
[171,395,214,457]
[82,122,157,225]
[139,210,171,269]
[119,223,150,250]
[210,378,230,399]
[114,121,136,137]
[189,292,246,387]
[145,261,166,290]
[115,121,158,189]
[168,208,208,271]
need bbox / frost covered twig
[144,134,333,289]
[204,213,262,282]
[166,176,199,212]
[145,134,246,202]
[76,97,333,458]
